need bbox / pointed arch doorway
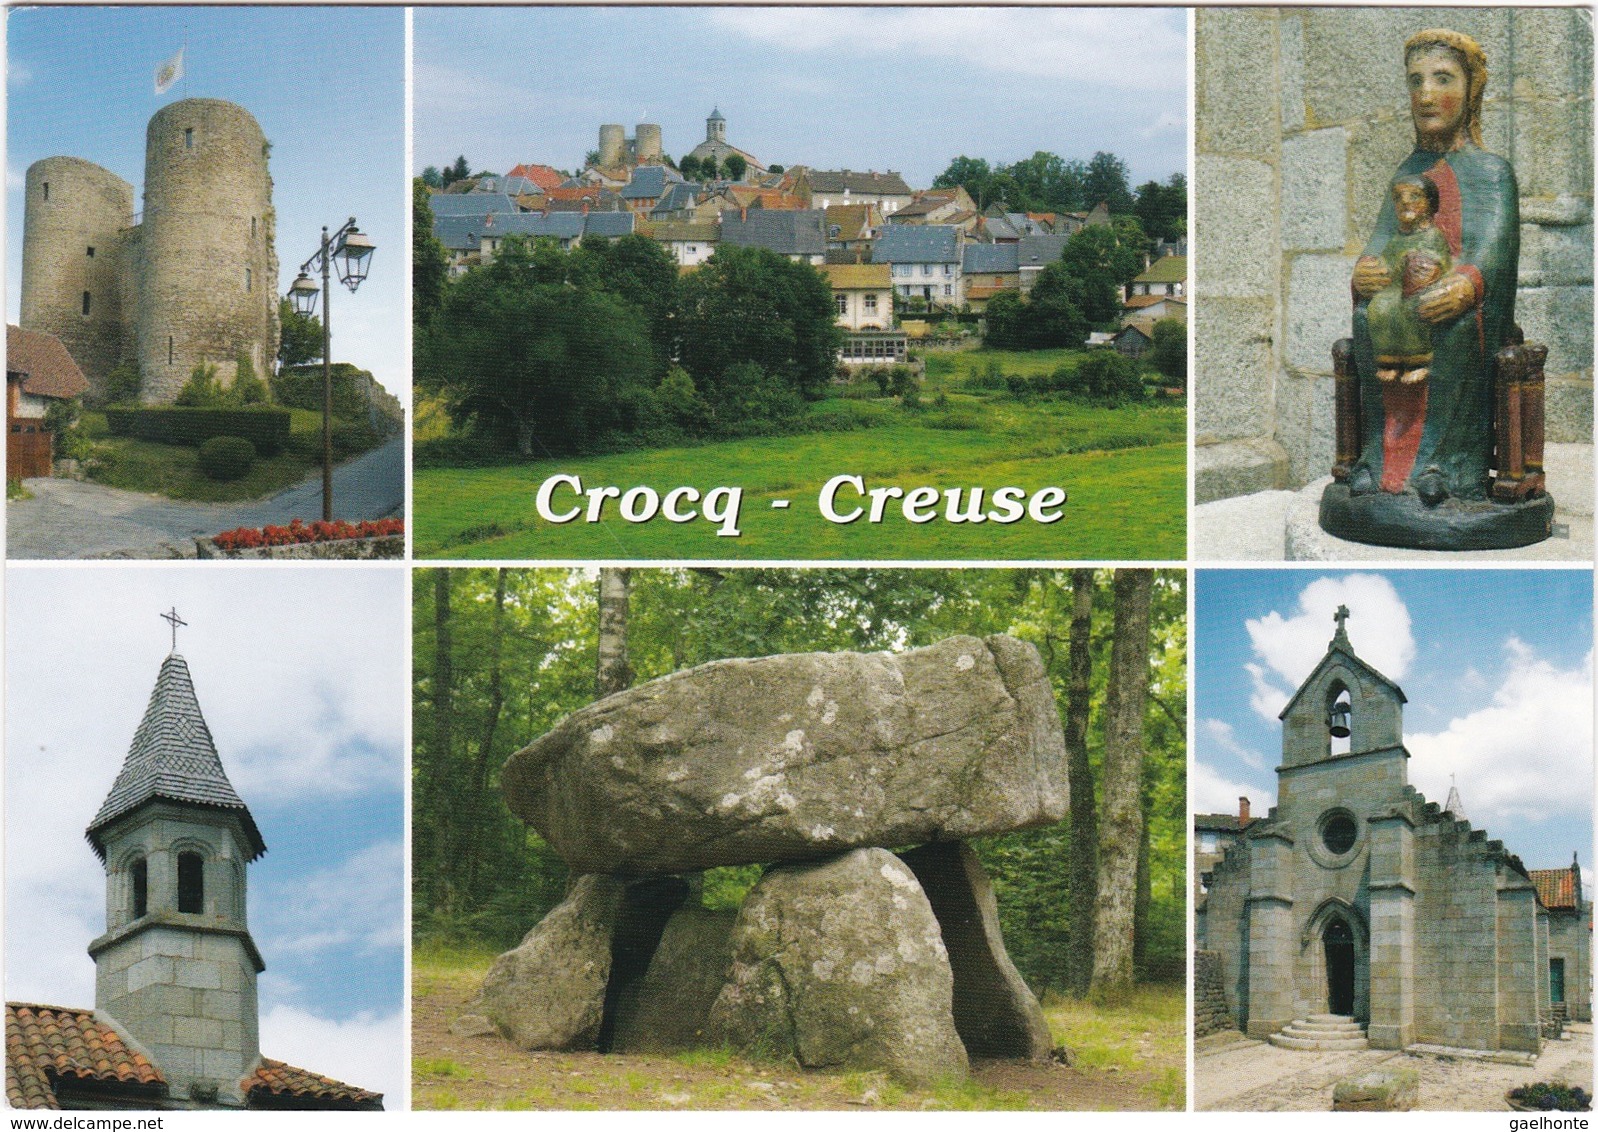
[1323,918,1356,1015]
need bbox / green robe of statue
[1352,143,1520,500]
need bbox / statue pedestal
[1318,484,1555,551]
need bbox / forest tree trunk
[1091,568,1152,999]
[1066,567,1097,996]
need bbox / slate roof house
[719,209,827,264]
[4,650,383,1110]
[1198,610,1592,1054]
[875,224,962,307]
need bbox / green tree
[983,290,1027,350]
[419,236,659,455]
[932,155,992,205]
[1062,224,1144,324]
[413,178,450,333]
[1084,151,1135,215]
[1134,173,1186,243]
[723,153,747,181]
[420,166,443,189]
[678,155,701,181]
[1070,350,1145,406]
[278,298,322,368]
[445,155,470,185]
[675,244,842,405]
[1151,318,1186,382]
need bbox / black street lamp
[288,218,376,521]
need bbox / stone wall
[136,99,279,403]
[19,158,135,400]
[1193,949,1235,1037]
[1548,907,1593,1023]
[1196,8,1593,501]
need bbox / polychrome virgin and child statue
[1322,28,1553,549]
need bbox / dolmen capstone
[475,635,1065,1083]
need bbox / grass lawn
[416,352,1184,560]
[73,408,360,503]
[411,943,1184,1111]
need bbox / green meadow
[415,348,1186,560]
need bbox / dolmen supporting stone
[476,635,1068,1085]
[501,634,1068,875]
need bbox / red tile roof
[6,1003,164,1109]
[6,1003,382,1110]
[6,325,90,400]
[245,1058,384,1109]
[506,163,563,193]
[1529,868,1579,911]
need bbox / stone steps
[1268,1015,1370,1051]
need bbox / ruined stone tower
[595,121,663,168]
[86,651,268,1107]
[19,158,135,396]
[19,98,280,404]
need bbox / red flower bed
[211,518,403,551]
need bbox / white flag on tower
[154,48,184,95]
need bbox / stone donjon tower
[20,98,279,404]
[1199,609,1556,1056]
[86,650,268,1107]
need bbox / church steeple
[1277,605,1408,769]
[87,634,266,1107]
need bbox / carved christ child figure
[1366,174,1451,385]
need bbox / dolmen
[471,635,1068,1084]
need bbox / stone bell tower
[85,630,268,1107]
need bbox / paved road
[6,435,405,559]
[1196,1024,1593,1111]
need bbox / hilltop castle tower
[595,121,663,168]
[20,98,279,404]
[86,649,268,1107]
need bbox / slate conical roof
[86,654,265,862]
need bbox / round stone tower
[137,99,278,404]
[598,123,625,167]
[634,123,663,164]
[20,157,135,400]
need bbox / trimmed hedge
[197,436,257,481]
[273,363,371,419]
[104,407,290,456]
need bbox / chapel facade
[1197,609,1591,1055]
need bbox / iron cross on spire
[160,607,187,653]
[1334,604,1350,630]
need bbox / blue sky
[1194,569,1594,881]
[415,7,1187,191]
[6,7,408,407]
[5,567,407,1102]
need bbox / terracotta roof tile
[506,163,564,193]
[6,325,90,401]
[1529,868,1579,911]
[6,1003,165,1109]
[245,1058,383,1109]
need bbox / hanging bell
[1327,701,1352,739]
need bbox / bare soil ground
[413,954,1183,1111]
[1196,1024,1593,1111]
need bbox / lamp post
[288,217,375,521]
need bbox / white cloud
[1202,718,1267,771]
[1141,111,1185,138]
[1191,759,1273,817]
[1243,574,1414,721]
[258,839,405,959]
[709,8,1185,88]
[259,1005,404,1105]
[1408,641,1593,830]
